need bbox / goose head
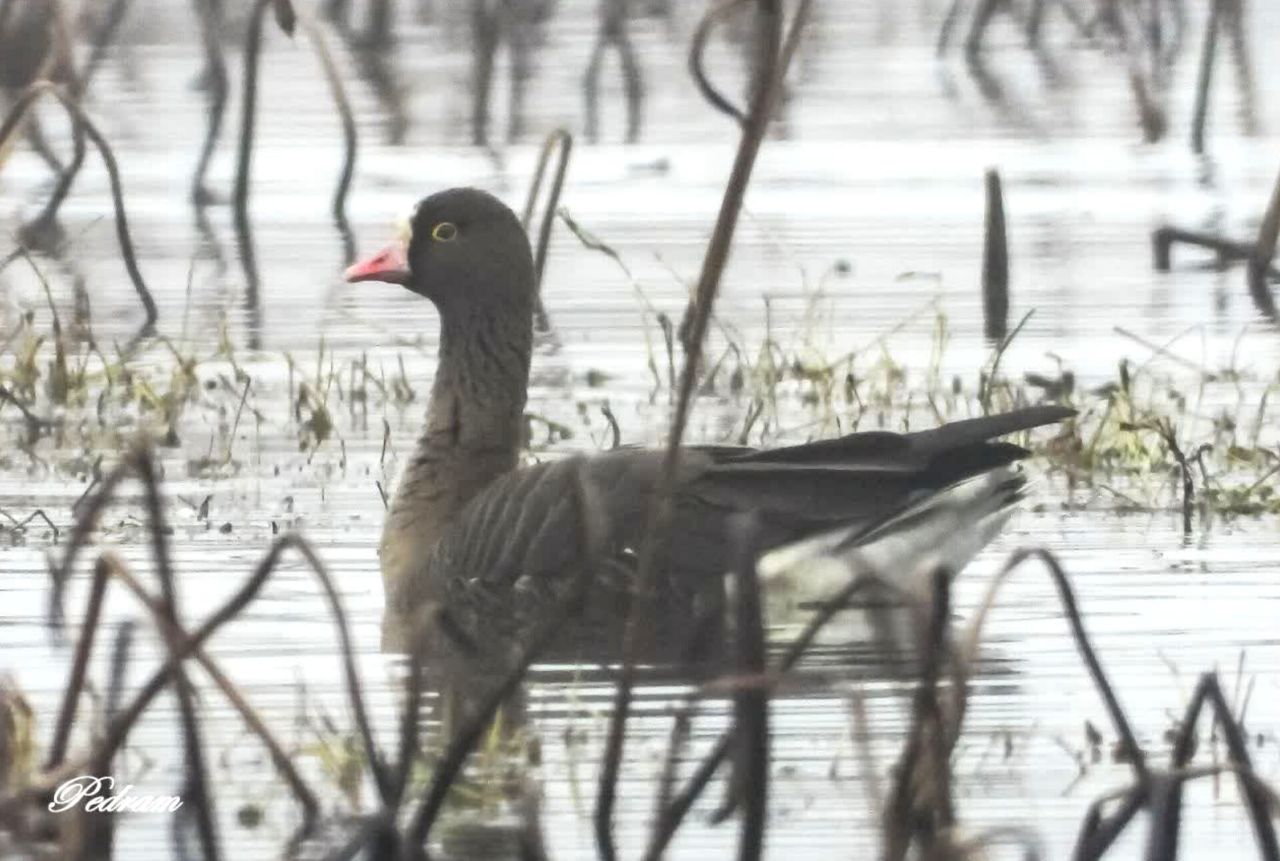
[345,187,534,316]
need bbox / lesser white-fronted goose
[346,187,1071,648]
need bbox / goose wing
[399,406,1072,636]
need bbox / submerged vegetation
[3,253,1280,547]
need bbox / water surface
[2,1,1280,857]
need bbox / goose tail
[757,465,1027,601]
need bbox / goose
[346,187,1071,652]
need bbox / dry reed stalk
[98,553,321,830]
[597,1,793,855]
[882,569,955,861]
[982,168,1009,343]
[45,450,391,816]
[642,572,877,861]
[963,548,1147,779]
[522,128,573,333]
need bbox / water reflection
[394,576,930,857]
[191,0,229,205]
[232,209,265,350]
[347,39,409,146]
[468,1,548,146]
[582,0,644,144]
[0,0,72,174]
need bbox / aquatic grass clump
[4,279,1280,530]
[5,233,1280,536]
[0,294,449,486]
[0,678,35,796]
[0,310,209,457]
[554,202,1280,524]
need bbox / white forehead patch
[395,212,413,247]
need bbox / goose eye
[431,222,458,242]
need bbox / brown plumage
[347,187,1071,654]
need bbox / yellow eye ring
[432,222,458,242]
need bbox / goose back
[391,405,1072,653]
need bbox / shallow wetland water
[3,0,1280,858]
